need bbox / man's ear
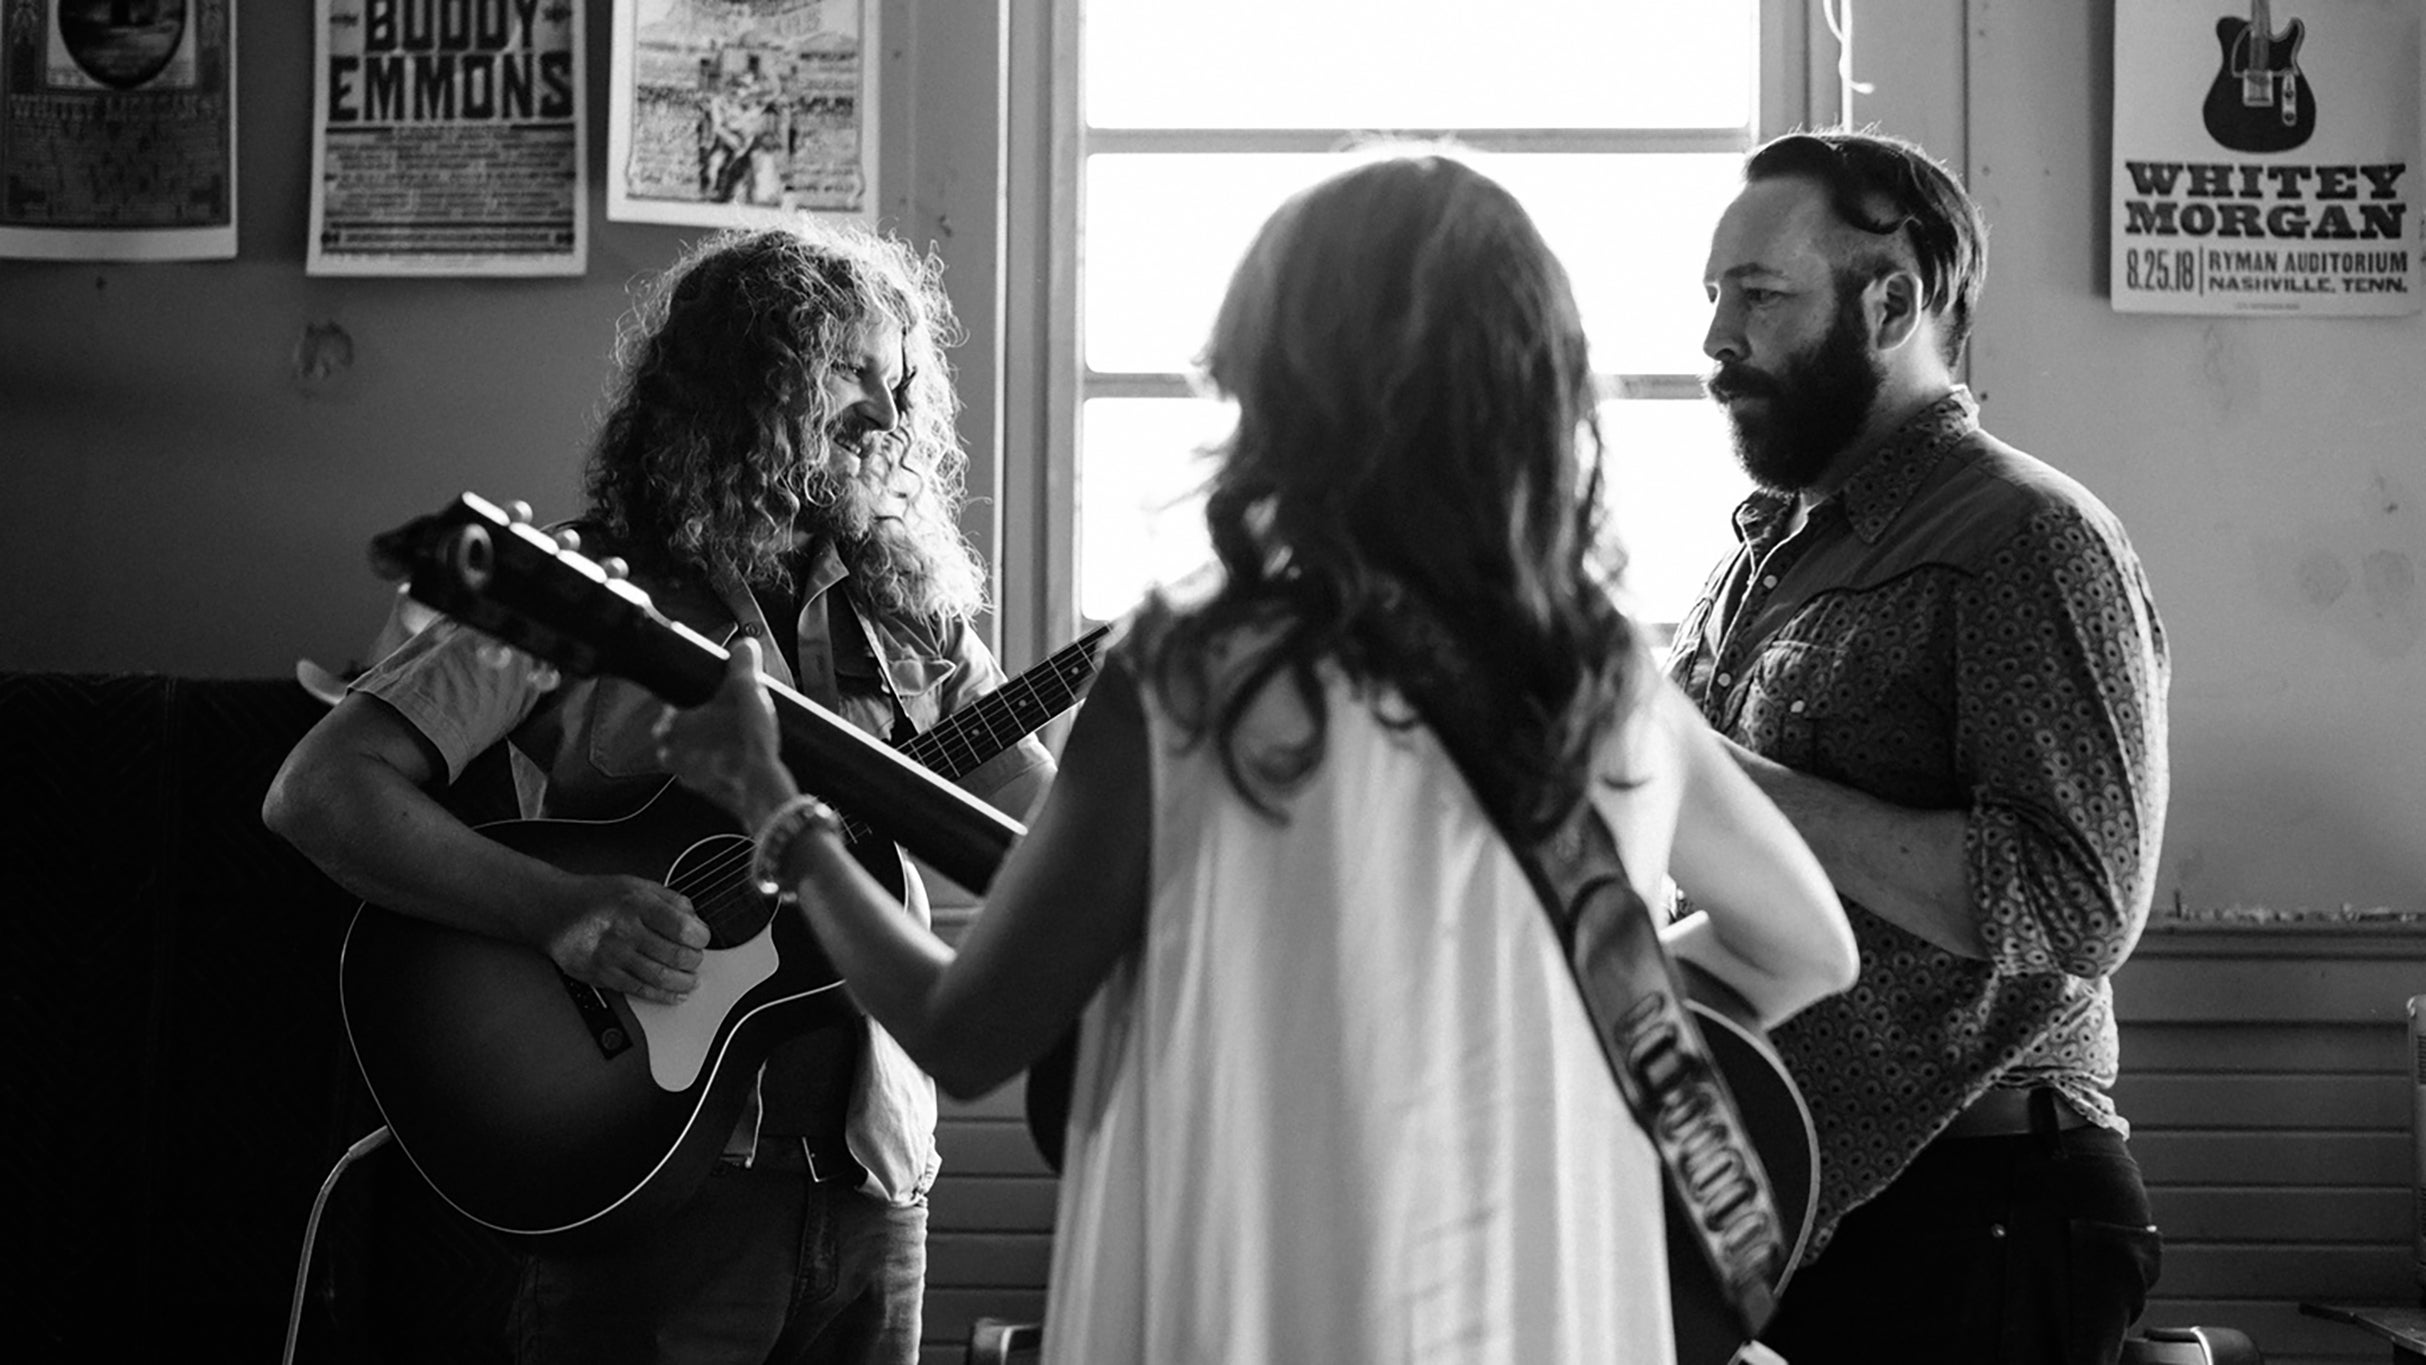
[1869,269,1928,354]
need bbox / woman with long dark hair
[658,149,1857,1362]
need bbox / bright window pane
[1472,154,1741,376]
[1078,396,1753,628]
[1086,151,1740,377]
[1598,398,1750,625]
[1079,397,1233,622]
[1083,155,1337,376]
[1086,0,1755,130]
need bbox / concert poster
[308,0,586,277]
[2112,0,2421,316]
[0,0,238,261]
[606,0,874,228]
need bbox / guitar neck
[897,627,1111,782]
[454,568,1029,895]
[839,625,1111,851]
[373,493,1052,897]
[761,671,1026,895]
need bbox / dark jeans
[508,1142,927,1365]
[1758,1124,2161,1365]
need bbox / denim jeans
[509,1143,928,1365]
[1756,1123,2162,1365]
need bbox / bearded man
[1668,130,2172,1365]
[266,222,1054,1365]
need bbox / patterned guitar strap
[1518,787,1789,1337]
[1389,615,1790,1340]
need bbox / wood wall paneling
[2117,928,2425,1365]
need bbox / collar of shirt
[1730,386,1983,552]
[793,535,850,605]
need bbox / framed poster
[607,0,874,227]
[2113,0,2421,316]
[308,0,587,277]
[0,0,238,261]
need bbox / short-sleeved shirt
[1664,389,2170,1251]
[354,536,1053,1204]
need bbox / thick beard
[1711,288,1883,493]
[798,429,897,542]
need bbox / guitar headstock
[368,492,713,701]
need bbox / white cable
[282,1125,395,1365]
[1822,0,1878,127]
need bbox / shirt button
[1761,574,1779,589]
[1716,671,1733,687]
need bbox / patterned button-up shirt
[1665,389,2170,1251]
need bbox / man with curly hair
[266,221,1055,1364]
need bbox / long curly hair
[1131,149,1642,839]
[583,221,986,622]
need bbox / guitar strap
[1392,663,1790,1341]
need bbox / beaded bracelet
[750,793,844,897]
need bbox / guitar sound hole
[669,834,781,950]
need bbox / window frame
[998,0,1817,663]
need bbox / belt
[746,1133,868,1186]
[1937,1086,2093,1141]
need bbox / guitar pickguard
[627,927,781,1091]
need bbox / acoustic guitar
[339,492,1105,1242]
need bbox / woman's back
[1044,643,1692,1363]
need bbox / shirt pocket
[839,633,959,736]
[581,676,678,783]
[1663,608,1720,706]
[1734,640,1888,780]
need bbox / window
[1034,0,1802,631]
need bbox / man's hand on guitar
[541,875,711,1006]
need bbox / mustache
[827,419,902,461]
[1704,364,1779,404]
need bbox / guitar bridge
[560,971,634,1059]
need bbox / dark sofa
[1,672,515,1364]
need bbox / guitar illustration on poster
[2203,0,2317,153]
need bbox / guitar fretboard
[836,625,1112,846]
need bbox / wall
[0,0,1020,681]
[2114,928,2424,1365]
[11,2,2407,920]
[1842,0,2426,922]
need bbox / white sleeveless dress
[1042,658,1696,1363]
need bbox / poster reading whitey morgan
[310,0,585,276]
[607,0,873,227]
[2112,0,2420,316]
[0,0,237,261]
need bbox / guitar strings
[671,836,774,947]
[647,628,1107,943]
